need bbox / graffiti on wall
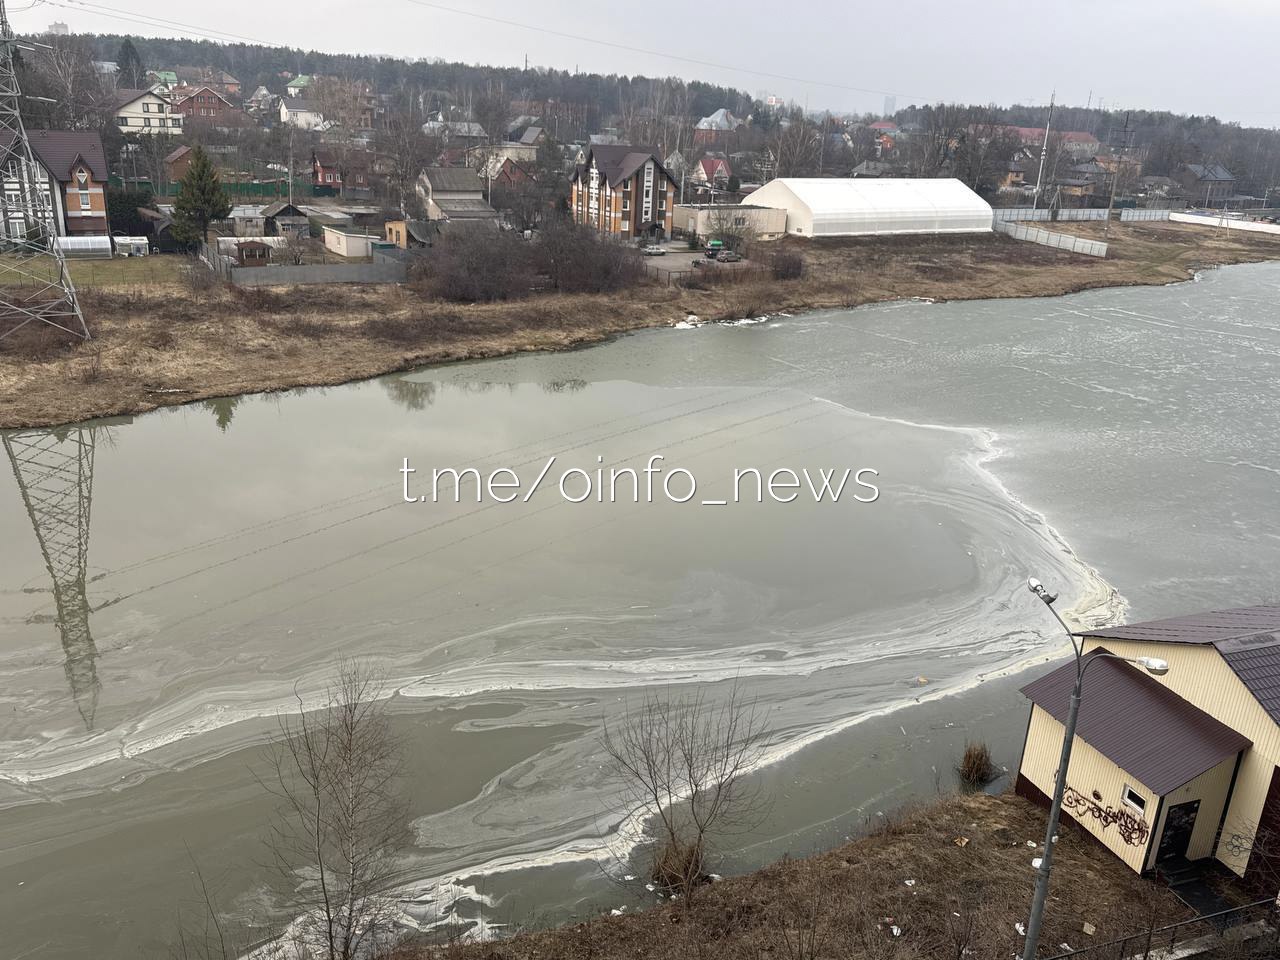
[1063,788,1151,846]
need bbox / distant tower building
[883,95,897,117]
[47,21,69,34]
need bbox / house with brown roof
[570,144,677,239]
[2,130,110,237]
[1017,604,1280,886]
[113,88,183,136]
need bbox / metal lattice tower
[0,0,88,342]
[3,426,100,729]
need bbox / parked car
[641,244,666,256]
[704,240,725,259]
[716,250,742,263]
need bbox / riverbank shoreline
[389,789,1213,960]
[2,221,1279,429]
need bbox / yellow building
[1017,605,1280,884]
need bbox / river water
[2,262,1278,958]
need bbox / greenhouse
[747,177,994,238]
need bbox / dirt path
[2,222,1277,429]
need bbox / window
[142,102,151,113]
[172,118,182,127]
[1122,785,1146,813]
[620,220,630,231]
[118,116,129,126]
[326,173,334,183]
[143,118,152,127]
[79,191,90,210]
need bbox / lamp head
[1027,577,1059,605]
[1138,657,1170,677]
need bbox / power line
[38,0,281,47]
[400,0,933,104]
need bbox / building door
[1158,800,1200,863]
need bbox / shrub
[957,741,998,790]
[533,219,643,294]
[427,228,535,302]
[771,250,805,280]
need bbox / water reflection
[3,425,102,729]
[381,377,437,411]
[203,396,243,432]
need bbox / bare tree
[706,205,758,253]
[601,683,769,904]
[260,663,408,960]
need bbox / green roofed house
[286,75,313,96]
[147,69,178,91]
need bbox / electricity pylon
[0,0,88,342]
[3,426,100,729]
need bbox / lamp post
[1020,577,1169,960]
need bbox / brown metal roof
[1,130,109,182]
[1217,633,1280,726]
[1078,605,1280,646]
[1021,647,1251,796]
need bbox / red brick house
[169,85,243,126]
[570,144,677,239]
[312,149,370,194]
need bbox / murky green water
[2,262,1277,958]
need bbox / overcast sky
[17,0,1279,125]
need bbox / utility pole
[1032,91,1055,212]
[0,0,88,343]
[1104,111,1130,239]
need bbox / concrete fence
[993,207,1052,222]
[1055,208,1110,222]
[1120,209,1172,222]
[994,219,1108,257]
[1170,211,1280,237]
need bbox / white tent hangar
[748,177,994,237]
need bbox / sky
[15,0,1280,126]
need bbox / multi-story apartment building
[570,145,676,240]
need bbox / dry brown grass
[393,792,1196,960]
[2,222,1278,429]
[957,741,998,790]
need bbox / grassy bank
[2,222,1279,429]
[390,791,1202,960]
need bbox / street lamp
[1020,577,1169,960]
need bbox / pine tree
[116,38,145,89]
[172,146,231,246]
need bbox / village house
[1017,604,1280,887]
[261,200,309,238]
[164,144,195,182]
[694,108,744,145]
[168,85,243,126]
[1176,163,1236,206]
[172,66,241,96]
[416,166,498,227]
[311,150,370,195]
[689,155,732,190]
[113,88,183,136]
[570,144,677,240]
[286,75,314,97]
[422,119,489,147]
[2,130,110,238]
[383,218,434,249]
[280,99,326,131]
